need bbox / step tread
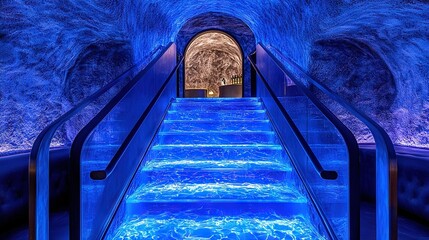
[111,214,324,240]
[157,131,275,135]
[128,182,306,202]
[156,131,278,145]
[152,144,282,148]
[143,159,291,171]
[174,97,260,102]
[106,97,330,239]
[160,119,272,132]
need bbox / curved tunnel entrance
[184,31,243,98]
[176,12,256,98]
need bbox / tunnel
[184,30,244,98]
[1,1,429,239]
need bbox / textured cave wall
[2,0,329,154]
[185,32,242,98]
[0,1,133,155]
[2,0,429,154]
[308,1,429,148]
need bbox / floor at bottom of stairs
[3,205,429,240]
[109,213,324,239]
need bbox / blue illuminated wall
[1,0,429,154]
[308,2,429,148]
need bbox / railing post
[29,139,51,240]
[376,138,397,240]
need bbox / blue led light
[105,98,331,239]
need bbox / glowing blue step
[128,182,305,202]
[143,158,291,171]
[125,182,308,216]
[104,97,331,239]
[170,101,263,111]
[139,168,293,185]
[147,144,284,161]
[156,131,277,145]
[165,110,267,121]
[175,97,260,103]
[160,119,272,132]
[109,214,325,240]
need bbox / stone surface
[308,2,429,147]
[185,32,242,98]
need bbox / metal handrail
[267,44,397,240]
[84,57,183,180]
[69,43,179,239]
[248,55,338,180]
[249,45,362,239]
[28,45,163,240]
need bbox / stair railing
[250,43,397,240]
[250,57,339,181]
[69,43,181,240]
[28,45,164,240]
[249,51,357,240]
[271,45,397,240]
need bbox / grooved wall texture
[1,0,429,154]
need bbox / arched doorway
[184,31,243,98]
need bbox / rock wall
[308,1,429,147]
[0,1,132,155]
[185,32,242,98]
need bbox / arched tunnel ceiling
[186,32,242,64]
[176,12,255,97]
[176,12,255,55]
[185,31,243,97]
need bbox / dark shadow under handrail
[248,54,338,180]
[28,45,163,240]
[266,45,397,240]
[89,57,183,180]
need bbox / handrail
[100,99,175,240]
[88,57,183,180]
[248,55,338,180]
[69,43,179,240]
[28,45,163,240]
[267,44,397,240]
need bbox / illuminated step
[170,101,263,111]
[139,168,293,185]
[160,119,272,132]
[165,110,267,121]
[128,182,304,202]
[110,214,325,240]
[143,158,291,171]
[174,97,260,103]
[147,144,284,161]
[156,131,277,145]
[125,182,308,216]
[301,131,345,144]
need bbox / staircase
[106,98,327,239]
